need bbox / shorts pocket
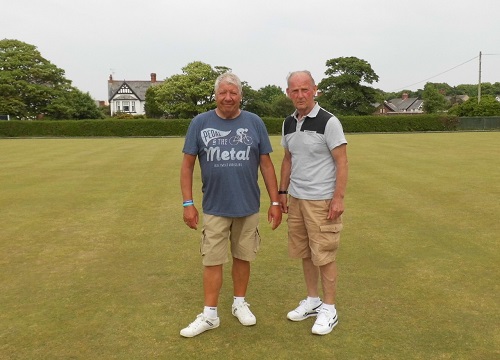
[199,229,206,256]
[318,223,342,252]
[319,223,343,233]
[254,227,262,254]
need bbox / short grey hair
[214,72,242,94]
[286,70,316,87]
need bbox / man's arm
[180,153,199,229]
[329,144,348,220]
[279,148,292,213]
[260,154,282,230]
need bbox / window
[131,102,136,113]
[123,101,130,112]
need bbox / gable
[108,80,164,102]
[113,83,139,100]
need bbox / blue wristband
[183,200,194,207]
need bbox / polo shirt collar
[292,102,321,121]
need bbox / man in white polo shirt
[279,70,348,335]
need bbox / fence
[458,117,500,130]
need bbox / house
[374,93,424,115]
[446,94,469,105]
[108,73,163,116]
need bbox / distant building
[374,93,424,115]
[446,94,469,105]
[108,73,163,116]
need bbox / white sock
[203,306,218,319]
[307,296,322,307]
[321,303,336,315]
[233,296,245,305]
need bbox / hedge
[0,115,469,138]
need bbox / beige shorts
[200,213,261,266]
[287,196,343,266]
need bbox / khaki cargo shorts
[287,196,343,266]
[200,213,261,266]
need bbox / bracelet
[182,200,194,207]
[278,190,288,194]
[271,201,280,206]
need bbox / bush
[0,115,463,138]
[263,114,459,135]
[340,114,460,133]
[0,119,191,137]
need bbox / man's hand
[327,198,344,220]
[268,205,282,230]
[183,206,199,230]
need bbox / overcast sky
[3,0,499,101]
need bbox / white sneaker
[180,313,220,338]
[232,302,257,326]
[287,299,323,321]
[311,307,338,335]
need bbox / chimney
[151,73,157,83]
[108,74,113,82]
[402,93,409,100]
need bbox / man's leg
[286,257,321,321]
[231,257,256,326]
[232,257,250,297]
[311,261,338,335]
[319,261,337,305]
[180,264,222,337]
[302,257,320,297]
[203,264,223,306]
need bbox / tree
[151,62,229,118]
[429,82,454,96]
[0,39,101,120]
[448,95,500,116]
[317,56,380,115]
[242,84,293,117]
[0,39,71,119]
[144,85,164,118]
[422,83,447,113]
[455,84,478,97]
[383,89,418,101]
[45,88,103,119]
[271,95,294,117]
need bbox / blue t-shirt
[183,110,273,217]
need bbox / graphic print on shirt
[201,127,253,167]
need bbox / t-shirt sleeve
[325,116,347,151]
[182,118,199,155]
[280,120,288,149]
[256,116,273,155]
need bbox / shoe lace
[297,299,318,313]
[296,300,308,312]
[315,308,330,325]
[235,302,253,316]
[189,314,206,328]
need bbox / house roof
[384,97,423,113]
[390,97,422,111]
[108,80,164,102]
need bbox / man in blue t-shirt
[179,72,282,338]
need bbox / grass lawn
[0,132,499,359]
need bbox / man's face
[286,73,317,115]
[215,82,242,119]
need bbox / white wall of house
[110,99,145,116]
